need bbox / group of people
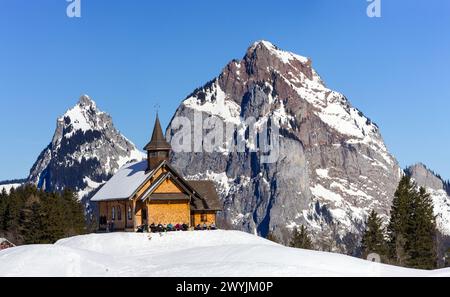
[136,222,217,233]
[195,222,217,231]
[150,222,189,232]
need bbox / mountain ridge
[5,40,448,249]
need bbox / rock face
[167,41,402,249]
[27,95,144,202]
[406,163,450,235]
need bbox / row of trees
[267,176,440,270]
[267,225,313,250]
[0,185,86,245]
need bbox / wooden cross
[154,103,160,115]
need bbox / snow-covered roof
[0,238,14,245]
[91,160,151,201]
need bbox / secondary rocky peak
[406,163,445,191]
[28,95,144,200]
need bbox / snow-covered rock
[406,163,450,235]
[27,95,145,202]
[0,231,448,277]
[168,40,402,248]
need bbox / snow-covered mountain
[5,41,447,250]
[27,95,145,202]
[406,163,450,235]
[168,40,403,249]
[0,231,448,277]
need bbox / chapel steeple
[144,114,171,171]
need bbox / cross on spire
[154,103,160,115]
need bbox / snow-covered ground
[0,183,22,194]
[0,230,448,277]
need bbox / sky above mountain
[0,0,449,181]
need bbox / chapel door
[142,208,148,225]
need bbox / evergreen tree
[289,225,313,250]
[0,185,86,245]
[41,192,66,243]
[60,189,86,237]
[21,201,45,244]
[361,210,387,261]
[387,176,437,269]
[387,176,415,266]
[266,231,279,244]
[407,187,437,269]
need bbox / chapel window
[127,206,132,220]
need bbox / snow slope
[0,231,448,277]
[0,183,22,194]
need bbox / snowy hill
[0,230,448,277]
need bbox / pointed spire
[144,114,171,151]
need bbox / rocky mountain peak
[78,94,96,109]
[28,95,144,201]
[245,40,310,66]
[405,163,450,235]
[51,95,110,147]
[234,40,316,87]
[406,163,445,191]
[169,41,403,246]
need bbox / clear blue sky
[0,0,449,181]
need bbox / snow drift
[0,230,448,277]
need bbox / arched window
[117,206,122,221]
[127,206,132,220]
[112,207,116,221]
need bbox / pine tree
[21,201,45,244]
[387,175,415,266]
[289,225,313,250]
[407,187,437,269]
[266,231,279,244]
[61,189,86,237]
[1,185,86,245]
[387,176,437,269]
[361,210,387,261]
